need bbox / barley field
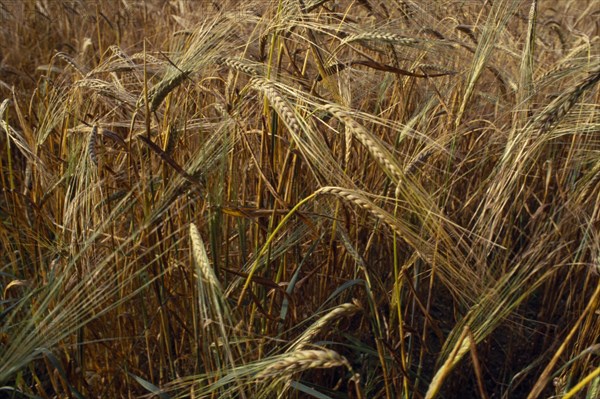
[0,0,599,398]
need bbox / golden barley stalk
[251,78,301,134]
[55,52,87,77]
[317,186,382,218]
[315,186,435,264]
[323,104,403,183]
[344,125,352,170]
[190,223,221,289]
[294,303,361,350]
[256,349,351,380]
[343,32,421,46]
[216,57,260,76]
[131,52,163,65]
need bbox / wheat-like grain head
[293,302,361,350]
[255,349,352,380]
[190,223,221,289]
[88,126,98,166]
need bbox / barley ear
[164,124,180,155]
[256,349,352,380]
[147,70,190,112]
[88,126,98,166]
[190,223,221,289]
[293,303,361,350]
[535,63,600,133]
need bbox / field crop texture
[0,0,599,398]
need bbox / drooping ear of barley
[251,77,301,135]
[323,103,404,184]
[189,222,246,390]
[88,126,98,166]
[216,56,261,76]
[74,78,138,105]
[147,69,191,112]
[250,77,352,187]
[55,52,88,77]
[292,303,361,350]
[190,223,221,290]
[341,32,422,46]
[164,124,180,155]
[0,99,40,165]
[255,349,352,380]
[143,16,236,112]
[534,62,600,134]
[315,186,481,304]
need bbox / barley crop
[1,1,598,398]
